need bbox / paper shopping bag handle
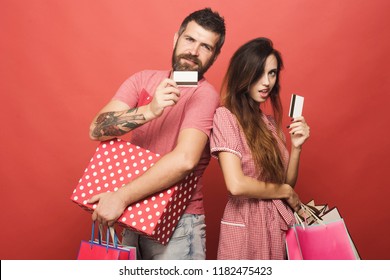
[90,222,120,251]
[295,203,325,228]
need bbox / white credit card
[173,71,198,87]
[289,94,304,118]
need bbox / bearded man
[88,8,226,260]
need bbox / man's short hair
[178,8,226,56]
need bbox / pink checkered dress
[210,107,295,260]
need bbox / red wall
[1,0,389,260]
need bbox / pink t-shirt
[112,70,220,214]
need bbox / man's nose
[188,44,200,56]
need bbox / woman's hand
[284,184,301,212]
[288,116,310,149]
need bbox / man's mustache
[177,54,202,67]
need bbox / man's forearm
[118,149,195,206]
[117,128,206,206]
[91,108,146,140]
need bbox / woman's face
[249,54,278,103]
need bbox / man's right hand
[147,78,181,118]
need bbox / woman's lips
[259,89,269,98]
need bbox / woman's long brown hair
[222,37,286,183]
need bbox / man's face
[172,21,220,79]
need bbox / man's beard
[171,50,214,80]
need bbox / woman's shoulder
[215,106,234,117]
[215,106,238,123]
[213,106,241,132]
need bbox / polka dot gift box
[70,138,198,245]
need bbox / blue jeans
[121,214,206,260]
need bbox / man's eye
[202,45,212,51]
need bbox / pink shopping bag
[286,218,356,260]
[77,223,136,260]
[286,226,303,260]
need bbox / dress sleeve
[210,107,242,159]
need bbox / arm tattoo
[92,108,146,138]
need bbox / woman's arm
[218,151,300,211]
[285,116,310,187]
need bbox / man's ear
[173,32,179,49]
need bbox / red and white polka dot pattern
[71,138,198,245]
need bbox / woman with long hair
[211,37,310,259]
